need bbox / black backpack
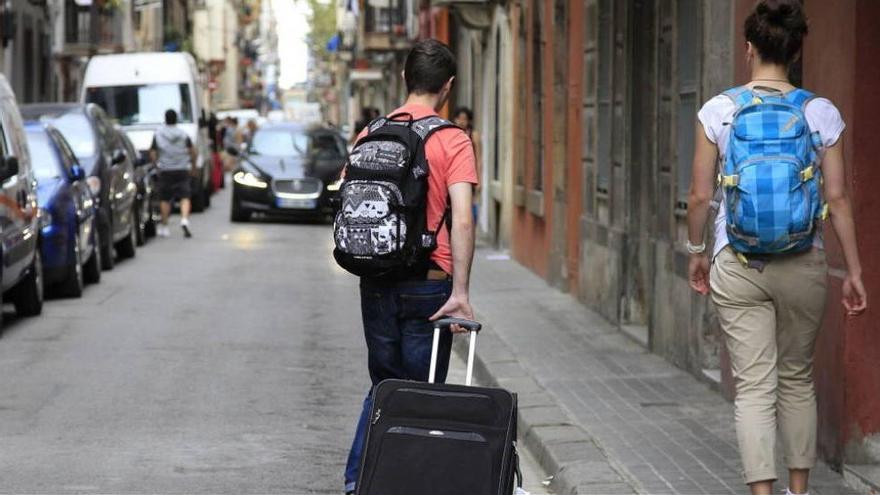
[333,113,457,278]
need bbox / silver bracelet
[686,240,707,254]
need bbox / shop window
[675,0,699,208]
[530,0,543,191]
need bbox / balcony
[362,0,412,52]
[62,0,125,56]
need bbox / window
[85,83,194,126]
[675,0,699,208]
[530,0,543,191]
[595,0,613,194]
[516,4,527,187]
[251,130,308,156]
[25,130,65,181]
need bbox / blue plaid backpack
[719,86,827,254]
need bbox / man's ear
[445,76,456,93]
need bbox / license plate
[276,197,317,209]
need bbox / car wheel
[83,228,102,285]
[230,192,251,222]
[60,232,85,298]
[116,211,137,259]
[100,217,115,271]
[135,202,147,247]
[13,250,44,317]
[191,176,206,213]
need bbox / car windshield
[85,83,193,126]
[51,112,96,160]
[25,131,64,181]
[251,130,308,156]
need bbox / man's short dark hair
[404,39,457,95]
[165,109,178,125]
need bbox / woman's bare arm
[822,140,867,314]
[686,123,719,295]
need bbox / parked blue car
[24,124,101,297]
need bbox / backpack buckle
[800,165,815,182]
[720,174,739,188]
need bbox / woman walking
[686,1,867,494]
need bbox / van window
[85,83,193,126]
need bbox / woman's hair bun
[755,0,800,26]
[745,0,808,66]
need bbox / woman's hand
[842,272,867,316]
[688,254,711,295]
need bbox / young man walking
[342,39,478,494]
[150,109,197,238]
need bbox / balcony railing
[63,1,124,53]
[362,0,411,51]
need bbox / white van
[81,52,213,211]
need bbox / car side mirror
[69,164,85,182]
[226,146,240,156]
[111,149,126,165]
[0,156,19,182]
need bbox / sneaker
[158,225,170,238]
[181,218,192,238]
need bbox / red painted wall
[565,0,585,295]
[844,0,880,458]
[511,0,550,278]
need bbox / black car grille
[273,178,322,195]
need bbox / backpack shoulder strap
[412,116,458,141]
[784,88,817,112]
[723,86,755,110]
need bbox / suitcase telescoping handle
[429,318,482,386]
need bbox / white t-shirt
[697,91,846,258]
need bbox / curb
[453,324,641,495]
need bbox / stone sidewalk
[460,247,860,495]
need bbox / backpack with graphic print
[333,113,456,278]
[719,86,826,254]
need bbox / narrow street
[0,186,547,494]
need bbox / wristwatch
[686,240,707,254]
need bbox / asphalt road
[0,184,549,494]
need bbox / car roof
[20,103,87,121]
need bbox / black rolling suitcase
[356,318,521,495]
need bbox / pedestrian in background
[453,106,481,222]
[244,118,259,148]
[150,109,196,238]
[686,1,866,495]
[342,39,478,495]
[350,107,374,145]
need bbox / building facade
[193,0,239,110]
[439,0,880,475]
[1,0,55,103]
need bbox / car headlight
[327,179,342,192]
[86,176,101,196]
[233,170,268,189]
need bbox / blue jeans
[344,278,453,492]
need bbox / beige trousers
[710,247,827,484]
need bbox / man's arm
[149,137,158,164]
[187,138,197,175]
[430,182,475,331]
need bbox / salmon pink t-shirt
[356,103,478,275]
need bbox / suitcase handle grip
[434,317,482,332]
[429,319,480,386]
